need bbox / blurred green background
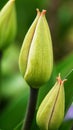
[0,0,73,130]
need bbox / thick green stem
[22,87,39,130]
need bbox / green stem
[0,51,2,79]
[22,87,39,130]
[0,51,3,110]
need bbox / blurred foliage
[0,0,48,42]
[0,50,73,130]
[0,0,73,130]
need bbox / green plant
[0,0,73,130]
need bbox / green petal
[0,0,17,50]
[36,75,65,130]
[24,13,53,87]
[19,11,40,76]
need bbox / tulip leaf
[0,80,29,130]
[56,52,73,112]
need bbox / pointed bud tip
[36,9,46,16]
[56,73,67,85]
[36,8,41,15]
[41,9,46,15]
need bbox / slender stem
[22,87,39,130]
[0,51,3,79]
[0,51,3,110]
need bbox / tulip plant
[19,9,53,130]
[0,0,73,130]
[19,9,73,130]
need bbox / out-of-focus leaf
[58,4,73,38]
[56,52,73,78]
[64,71,73,111]
[56,52,73,111]
[59,120,73,130]
[58,5,73,26]
[14,120,23,130]
[2,74,27,98]
[2,44,19,76]
[65,26,73,43]
[0,83,29,130]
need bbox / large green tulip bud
[36,74,67,130]
[19,9,53,87]
[0,0,17,50]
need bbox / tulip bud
[0,0,17,50]
[19,9,53,87]
[36,74,67,130]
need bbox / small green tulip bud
[19,9,53,87]
[36,74,67,130]
[0,0,17,50]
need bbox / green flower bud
[36,74,67,130]
[0,0,17,50]
[19,9,53,87]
